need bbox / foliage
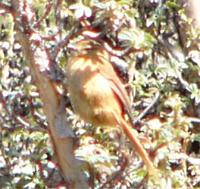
[0,0,200,188]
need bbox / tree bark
[10,1,88,188]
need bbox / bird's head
[68,39,97,52]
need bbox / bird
[66,39,157,175]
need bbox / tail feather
[117,116,157,174]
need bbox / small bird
[66,39,156,174]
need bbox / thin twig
[16,116,30,127]
[55,0,63,39]
[33,1,54,28]
[134,91,160,124]
[51,24,79,60]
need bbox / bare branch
[10,0,88,188]
[134,91,160,124]
[55,0,63,38]
[52,25,79,59]
[33,1,54,28]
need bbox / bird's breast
[67,56,122,126]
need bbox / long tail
[118,117,157,174]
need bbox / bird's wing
[108,78,135,125]
[96,55,134,125]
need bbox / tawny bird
[66,39,156,174]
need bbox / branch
[52,25,79,60]
[10,0,88,188]
[134,91,160,124]
[33,1,53,28]
[55,0,63,38]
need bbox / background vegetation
[0,0,200,188]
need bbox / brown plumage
[66,40,156,174]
